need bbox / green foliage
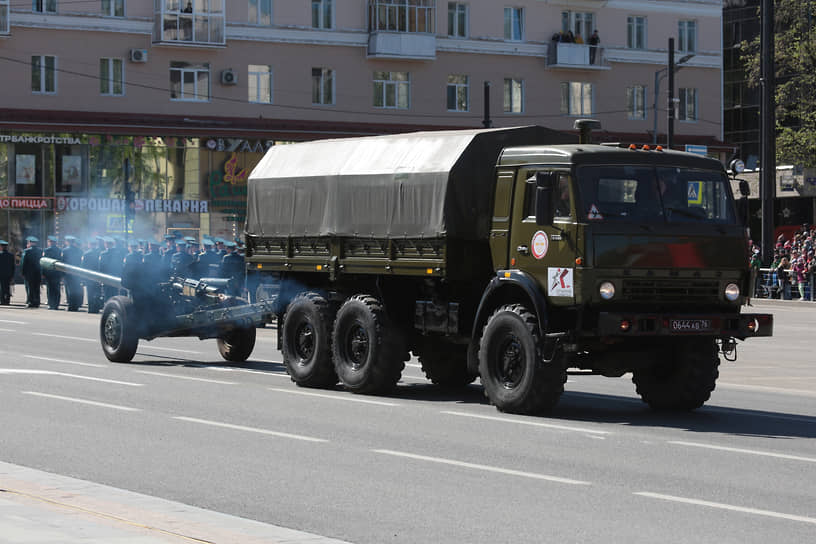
[742,0,816,167]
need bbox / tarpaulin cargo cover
[246,126,571,241]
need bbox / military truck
[245,126,772,414]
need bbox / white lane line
[134,370,237,385]
[717,382,816,398]
[268,387,400,406]
[669,441,816,463]
[634,492,816,526]
[172,416,327,443]
[32,333,95,342]
[0,319,26,324]
[24,355,106,368]
[0,369,142,386]
[374,449,591,485]
[442,410,610,436]
[22,391,140,412]
[0,328,15,332]
[138,345,203,354]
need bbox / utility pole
[760,0,775,264]
[667,37,675,149]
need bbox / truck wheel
[479,304,566,415]
[332,295,406,394]
[100,296,139,363]
[414,340,476,388]
[217,326,256,363]
[632,338,720,410]
[281,293,338,388]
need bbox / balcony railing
[547,42,607,69]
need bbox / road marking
[138,345,203,354]
[134,370,237,385]
[172,416,327,443]
[268,387,400,406]
[0,369,142,386]
[0,328,15,332]
[634,492,816,525]
[373,449,590,485]
[717,382,816,398]
[0,319,26,324]
[669,441,816,463]
[32,333,96,342]
[442,410,610,435]
[24,355,106,368]
[22,391,140,412]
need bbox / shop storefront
[0,132,278,253]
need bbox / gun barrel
[39,257,123,289]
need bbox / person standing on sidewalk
[792,256,808,300]
[42,235,62,309]
[748,249,761,305]
[776,256,791,300]
[0,239,14,305]
[21,236,42,308]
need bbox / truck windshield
[575,165,736,224]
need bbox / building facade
[0,0,725,247]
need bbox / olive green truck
[245,126,772,415]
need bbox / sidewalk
[0,461,350,544]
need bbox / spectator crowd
[750,224,816,301]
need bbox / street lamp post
[652,49,695,145]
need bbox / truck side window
[553,172,572,218]
[523,175,538,219]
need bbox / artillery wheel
[281,292,338,388]
[632,338,720,411]
[479,304,566,415]
[100,296,139,363]
[414,339,476,388]
[217,326,256,363]
[332,294,406,394]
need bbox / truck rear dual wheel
[332,294,406,394]
[281,293,338,388]
[414,340,476,388]
[100,296,139,363]
[479,304,566,415]
[632,338,720,411]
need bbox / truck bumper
[596,312,773,340]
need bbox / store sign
[0,135,82,145]
[205,138,274,153]
[0,198,53,210]
[56,197,208,213]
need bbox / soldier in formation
[21,236,42,308]
[61,235,84,311]
[82,237,104,313]
[0,239,14,305]
[42,235,62,309]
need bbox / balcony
[153,1,225,47]
[368,32,436,60]
[547,42,609,70]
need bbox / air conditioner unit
[130,49,148,63]
[220,69,237,85]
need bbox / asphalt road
[0,297,814,543]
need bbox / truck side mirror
[738,179,750,197]
[535,172,555,225]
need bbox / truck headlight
[724,283,740,301]
[599,281,615,300]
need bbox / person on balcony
[589,30,600,64]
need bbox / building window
[170,62,210,101]
[447,2,467,38]
[504,7,523,41]
[155,0,225,45]
[312,67,334,105]
[33,0,56,13]
[678,20,697,53]
[368,0,435,33]
[679,88,697,121]
[100,58,124,96]
[627,16,646,49]
[446,74,469,112]
[561,11,594,42]
[503,78,524,113]
[248,64,273,103]
[312,0,333,29]
[0,0,9,34]
[102,0,124,17]
[373,71,410,109]
[249,0,272,26]
[31,55,56,94]
[626,85,646,120]
[560,81,593,116]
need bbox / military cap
[64,235,77,242]
[26,236,39,243]
[175,239,187,247]
[214,237,225,244]
[202,238,214,247]
[47,235,58,242]
[0,239,8,245]
[164,234,176,241]
[103,236,115,243]
[138,239,147,245]
[224,240,237,248]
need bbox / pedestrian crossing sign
[687,181,703,205]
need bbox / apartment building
[0,0,725,245]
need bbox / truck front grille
[622,279,720,302]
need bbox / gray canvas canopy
[246,126,571,241]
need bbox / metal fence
[755,268,815,301]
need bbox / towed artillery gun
[40,257,278,363]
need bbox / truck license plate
[670,319,712,332]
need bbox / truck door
[508,168,577,304]
[489,169,517,270]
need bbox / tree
[742,0,816,167]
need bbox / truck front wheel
[332,295,405,394]
[281,293,338,388]
[479,304,566,415]
[632,338,720,410]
